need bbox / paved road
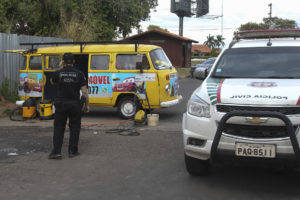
[1,78,300,200]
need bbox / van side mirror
[136,62,143,73]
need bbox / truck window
[91,55,109,70]
[213,47,300,78]
[29,56,42,70]
[116,54,149,70]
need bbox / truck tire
[184,153,211,176]
[117,96,138,119]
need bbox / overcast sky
[136,0,300,47]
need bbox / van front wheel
[117,97,138,119]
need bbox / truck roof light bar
[20,40,165,53]
[236,29,300,39]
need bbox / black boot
[48,150,62,159]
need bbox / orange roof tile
[192,45,211,53]
[126,29,198,43]
[215,49,222,54]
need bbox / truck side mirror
[136,62,143,73]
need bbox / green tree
[239,17,298,31]
[203,34,216,49]
[215,35,225,48]
[204,34,224,56]
[147,24,168,32]
[263,17,297,29]
[0,0,158,41]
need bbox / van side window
[116,54,149,70]
[21,56,27,70]
[91,55,109,70]
[48,55,60,69]
[142,54,150,69]
[29,56,42,70]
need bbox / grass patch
[191,60,203,66]
[176,68,190,78]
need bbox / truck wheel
[117,96,138,119]
[184,153,211,176]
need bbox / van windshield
[150,48,173,70]
[212,47,300,78]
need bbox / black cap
[63,53,74,64]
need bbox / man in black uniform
[49,53,89,159]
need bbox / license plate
[235,143,276,158]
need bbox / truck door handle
[113,78,120,81]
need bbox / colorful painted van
[10,42,182,119]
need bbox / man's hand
[81,85,89,113]
[84,105,90,113]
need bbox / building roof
[192,45,211,53]
[125,29,198,43]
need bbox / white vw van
[183,29,300,175]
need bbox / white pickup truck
[183,29,300,175]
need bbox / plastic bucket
[22,106,36,118]
[147,114,159,126]
[39,100,54,120]
[22,98,36,118]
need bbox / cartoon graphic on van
[113,77,136,92]
[19,73,43,96]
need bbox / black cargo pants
[52,101,82,154]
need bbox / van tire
[117,96,138,119]
[184,153,211,176]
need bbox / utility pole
[267,3,275,29]
[268,3,272,18]
[221,0,223,37]
[179,16,184,36]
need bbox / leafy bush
[0,78,18,102]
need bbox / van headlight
[188,93,211,118]
[165,84,171,94]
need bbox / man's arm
[81,85,90,113]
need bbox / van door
[114,53,159,108]
[18,54,28,100]
[19,54,43,98]
[88,54,113,105]
[43,54,61,100]
[149,48,179,106]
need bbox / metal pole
[221,0,224,37]
[179,16,184,36]
[268,3,272,18]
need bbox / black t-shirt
[51,66,87,101]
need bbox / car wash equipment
[39,99,54,120]
[22,98,37,118]
[133,82,151,125]
[135,109,146,123]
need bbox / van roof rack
[236,29,300,39]
[20,40,165,53]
